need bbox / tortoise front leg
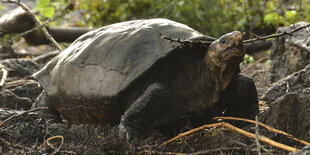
[217,73,259,123]
[119,82,170,141]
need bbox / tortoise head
[206,31,245,71]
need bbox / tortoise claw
[119,122,141,141]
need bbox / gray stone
[263,64,310,104]
[0,89,33,110]
[262,64,310,143]
[264,89,310,142]
[263,22,310,144]
[11,81,42,102]
[0,59,40,78]
[269,22,310,82]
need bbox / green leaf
[263,12,285,25]
[37,0,50,8]
[39,7,55,18]
[265,59,271,67]
[264,12,277,23]
[267,49,271,55]
[242,54,255,64]
[285,10,297,21]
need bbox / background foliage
[73,0,309,38]
[1,0,309,38]
[1,0,307,38]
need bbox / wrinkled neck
[181,57,237,113]
[205,58,236,93]
[194,59,221,105]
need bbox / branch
[161,35,213,45]
[255,116,263,155]
[10,18,53,44]
[255,115,272,155]
[161,121,300,152]
[39,135,64,155]
[0,64,8,89]
[2,0,63,51]
[243,23,310,43]
[162,23,310,48]
[0,107,48,127]
[0,137,30,152]
[214,116,310,146]
[223,122,299,152]
[242,57,269,72]
[160,122,223,146]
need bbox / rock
[263,64,310,104]
[0,59,40,79]
[11,81,42,102]
[263,22,310,144]
[264,89,310,143]
[269,22,310,82]
[0,59,42,110]
[0,89,33,110]
[262,64,310,144]
[0,45,16,59]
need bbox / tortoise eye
[220,39,226,44]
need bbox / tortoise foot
[118,122,143,141]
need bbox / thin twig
[255,115,272,155]
[162,23,310,47]
[0,64,8,88]
[255,116,263,155]
[255,116,273,155]
[242,57,269,72]
[2,0,62,51]
[161,121,300,152]
[223,122,299,152]
[188,147,243,155]
[9,1,73,44]
[10,18,52,43]
[161,35,213,45]
[243,23,310,43]
[160,122,223,146]
[0,137,30,152]
[143,147,245,155]
[0,107,48,127]
[33,51,59,63]
[214,116,310,146]
[39,135,64,155]
[140,150,186,155]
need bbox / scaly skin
[119,31,252,141]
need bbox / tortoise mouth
[219,47,245,63]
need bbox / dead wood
[0,107,48,127]
[2,0,62,51]
[161,116,310,153]
[0,64,8,89]
[39,135,64,155]
[0,7,91,45]
[214,116,310,146]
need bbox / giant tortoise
[33,18,258,140]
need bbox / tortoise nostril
[233,31,243,40]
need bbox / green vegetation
[242,54,255,64]
[74,0,309,37]
[37,0,55,18]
